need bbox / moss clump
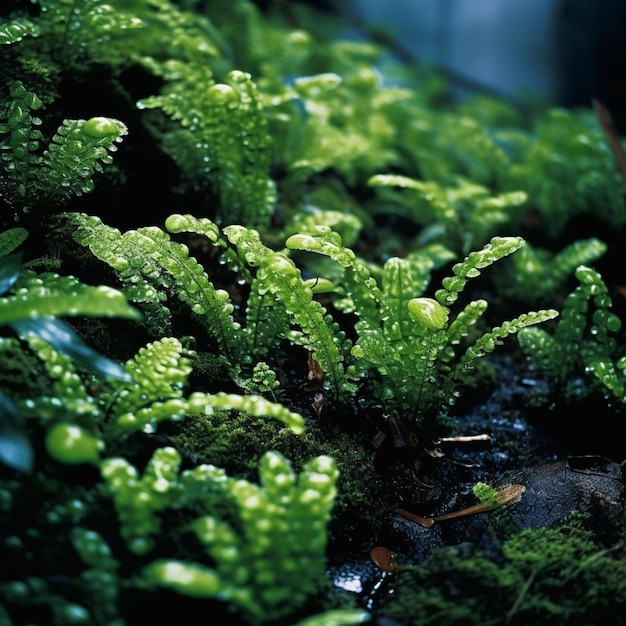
[373,519,626,625]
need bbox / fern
[518,265,625,402]
[66,213,243,357]
[68,210,558,429]
[504,108,626,236]
[16,333,304,459]
[223,223,354,399]
[368,173,528,254]
[287,230,558,425]
[499,238,608,304]
[0,81,127,216]
[138,69,274,228]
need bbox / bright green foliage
[18,0,147,65]
[287,230,558,424]
[223,222,354,398]
[368,173,528,253]
[269,67,410,189]
[397,106,515,188]
[101,446,183,555]
[1,267,139,327]
[67,211,557,427]
[66,212,355,397]
[14,330,303,467]
[499,237,608,304]
[144,450,339,625]
[0,233,140,473]
[138,69,275,228]
[66,212,242,345]
[0,81,127,215]
[518,265,625,402]
[472,481,503,507]
[503,108,626,237]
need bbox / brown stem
[395,484,525,528]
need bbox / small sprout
[407,297,448,329]
[45,423,103,465]
[81,116,123,138]
[395,484,525,528]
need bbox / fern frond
[225,224,353,399]
[368,174,527,253]
[67,213,243,360]
[41,117,127,203]
[446,299,488,347]
[454,309,559,379]
[115,390,305,435]
[110,337,194,417]
[501,238,608,303]
[381,256,434,342]
[518,265,620,395]
[0,80,127,214]
[17,331,93,415]
[0,269,140,326]
[435,236,525,306]
[286,226,382,331]
[139,69,274,227]
[0,81,44,211]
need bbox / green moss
[376,522,626,625]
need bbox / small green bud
[146,561,221,597]
[56,603,90,624]
[45,423,102,465]
[82,116,122,138]
[407,297,449,329]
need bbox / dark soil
[323,350,625,623]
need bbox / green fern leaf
[0,81,44,210]
[0,17,39,44]
[0,269,140,326]
[41,117,127,203]
[436,236,525,306]
[67,213,243,359]
[455,309,558,378]
[110,337,194,417]
[225,224,352,399]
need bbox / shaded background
[330,0,626,130]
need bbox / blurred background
[330,0,626,130]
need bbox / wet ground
[324,350,626,622]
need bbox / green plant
[497,237,608,304]
[518,264,625,402]
[137,68,275,228]
[0,80,127,218]
[0,225,139,473]
[64,211,557,440]
[285,226,558,429]
[143,449,340,624]
[367,173,528,254]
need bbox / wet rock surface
[325,352,625,619]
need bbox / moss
[374,521,626,626]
